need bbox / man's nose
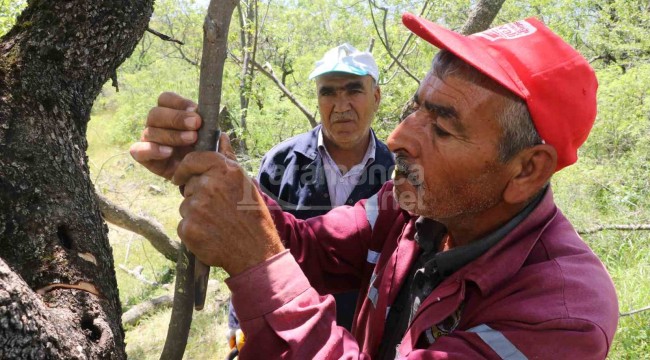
[332,94,352,112]
[387,112,421,156]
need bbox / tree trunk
[0,1,153,358]
[459,0,507,35]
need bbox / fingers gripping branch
[174,151,284,275]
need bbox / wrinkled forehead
[421,67,517,113]
[315,72,373,86]
[416,71,513,133]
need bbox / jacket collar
[292,124,322,161]
[458,187,558,296]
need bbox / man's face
[387,72,513,222]
[316,73,380,150]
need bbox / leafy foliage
[0,0,26,35]
[586,64,650,160]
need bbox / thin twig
[367,38,375,53]
[146,27,185,45]
[118,264,159,286]
[367,0,419,83]
[620,305,650,317]
[386,0,430,72]
[578,224,650,235]
[174,46,199,67]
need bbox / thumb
[218,132,237,161]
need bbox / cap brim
[402,13,526,99]
[308,63,369,80]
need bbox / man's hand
[129,92,202,181]
[172,149,285,276]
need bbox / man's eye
[433,125,450,137]
[438,111,454,119]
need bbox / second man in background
[228,43,394,335]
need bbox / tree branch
[97,193,179,262]
[367,37,375,53]
[174,45,199,67]
[162,0,238,358]
[589,54,605,64]
[118,264,160,287]
[161,245,194,360]
[367,0,419,83]
[385,0,430,72]
[620,305,650,317]
[578,224,650,235]
[146,27,185,45]
[122,294,173,327]
[237,0,258,131]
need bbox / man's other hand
[129,92,202,181]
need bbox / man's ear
[503,144,557,204]
[374,84,381,110]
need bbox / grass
[87,107,650,359]
[586,230,650,359]
[123,287,232,360]
[554,160,650,359]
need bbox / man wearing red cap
[131,14,618,359]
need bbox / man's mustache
[394,157,423,186]
[330,111,356,123]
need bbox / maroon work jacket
[228,182,618,359]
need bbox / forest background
[1,0,648,359]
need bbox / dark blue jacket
[256,125,394,330]
[257,125,395,220]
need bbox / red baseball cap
[402,13,598,171]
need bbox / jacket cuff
[226,250,311,321]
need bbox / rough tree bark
[0,1,153,358]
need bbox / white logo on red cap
[474,20,537,42]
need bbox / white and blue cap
[308,43,379,82]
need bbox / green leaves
[0,0,26,36]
